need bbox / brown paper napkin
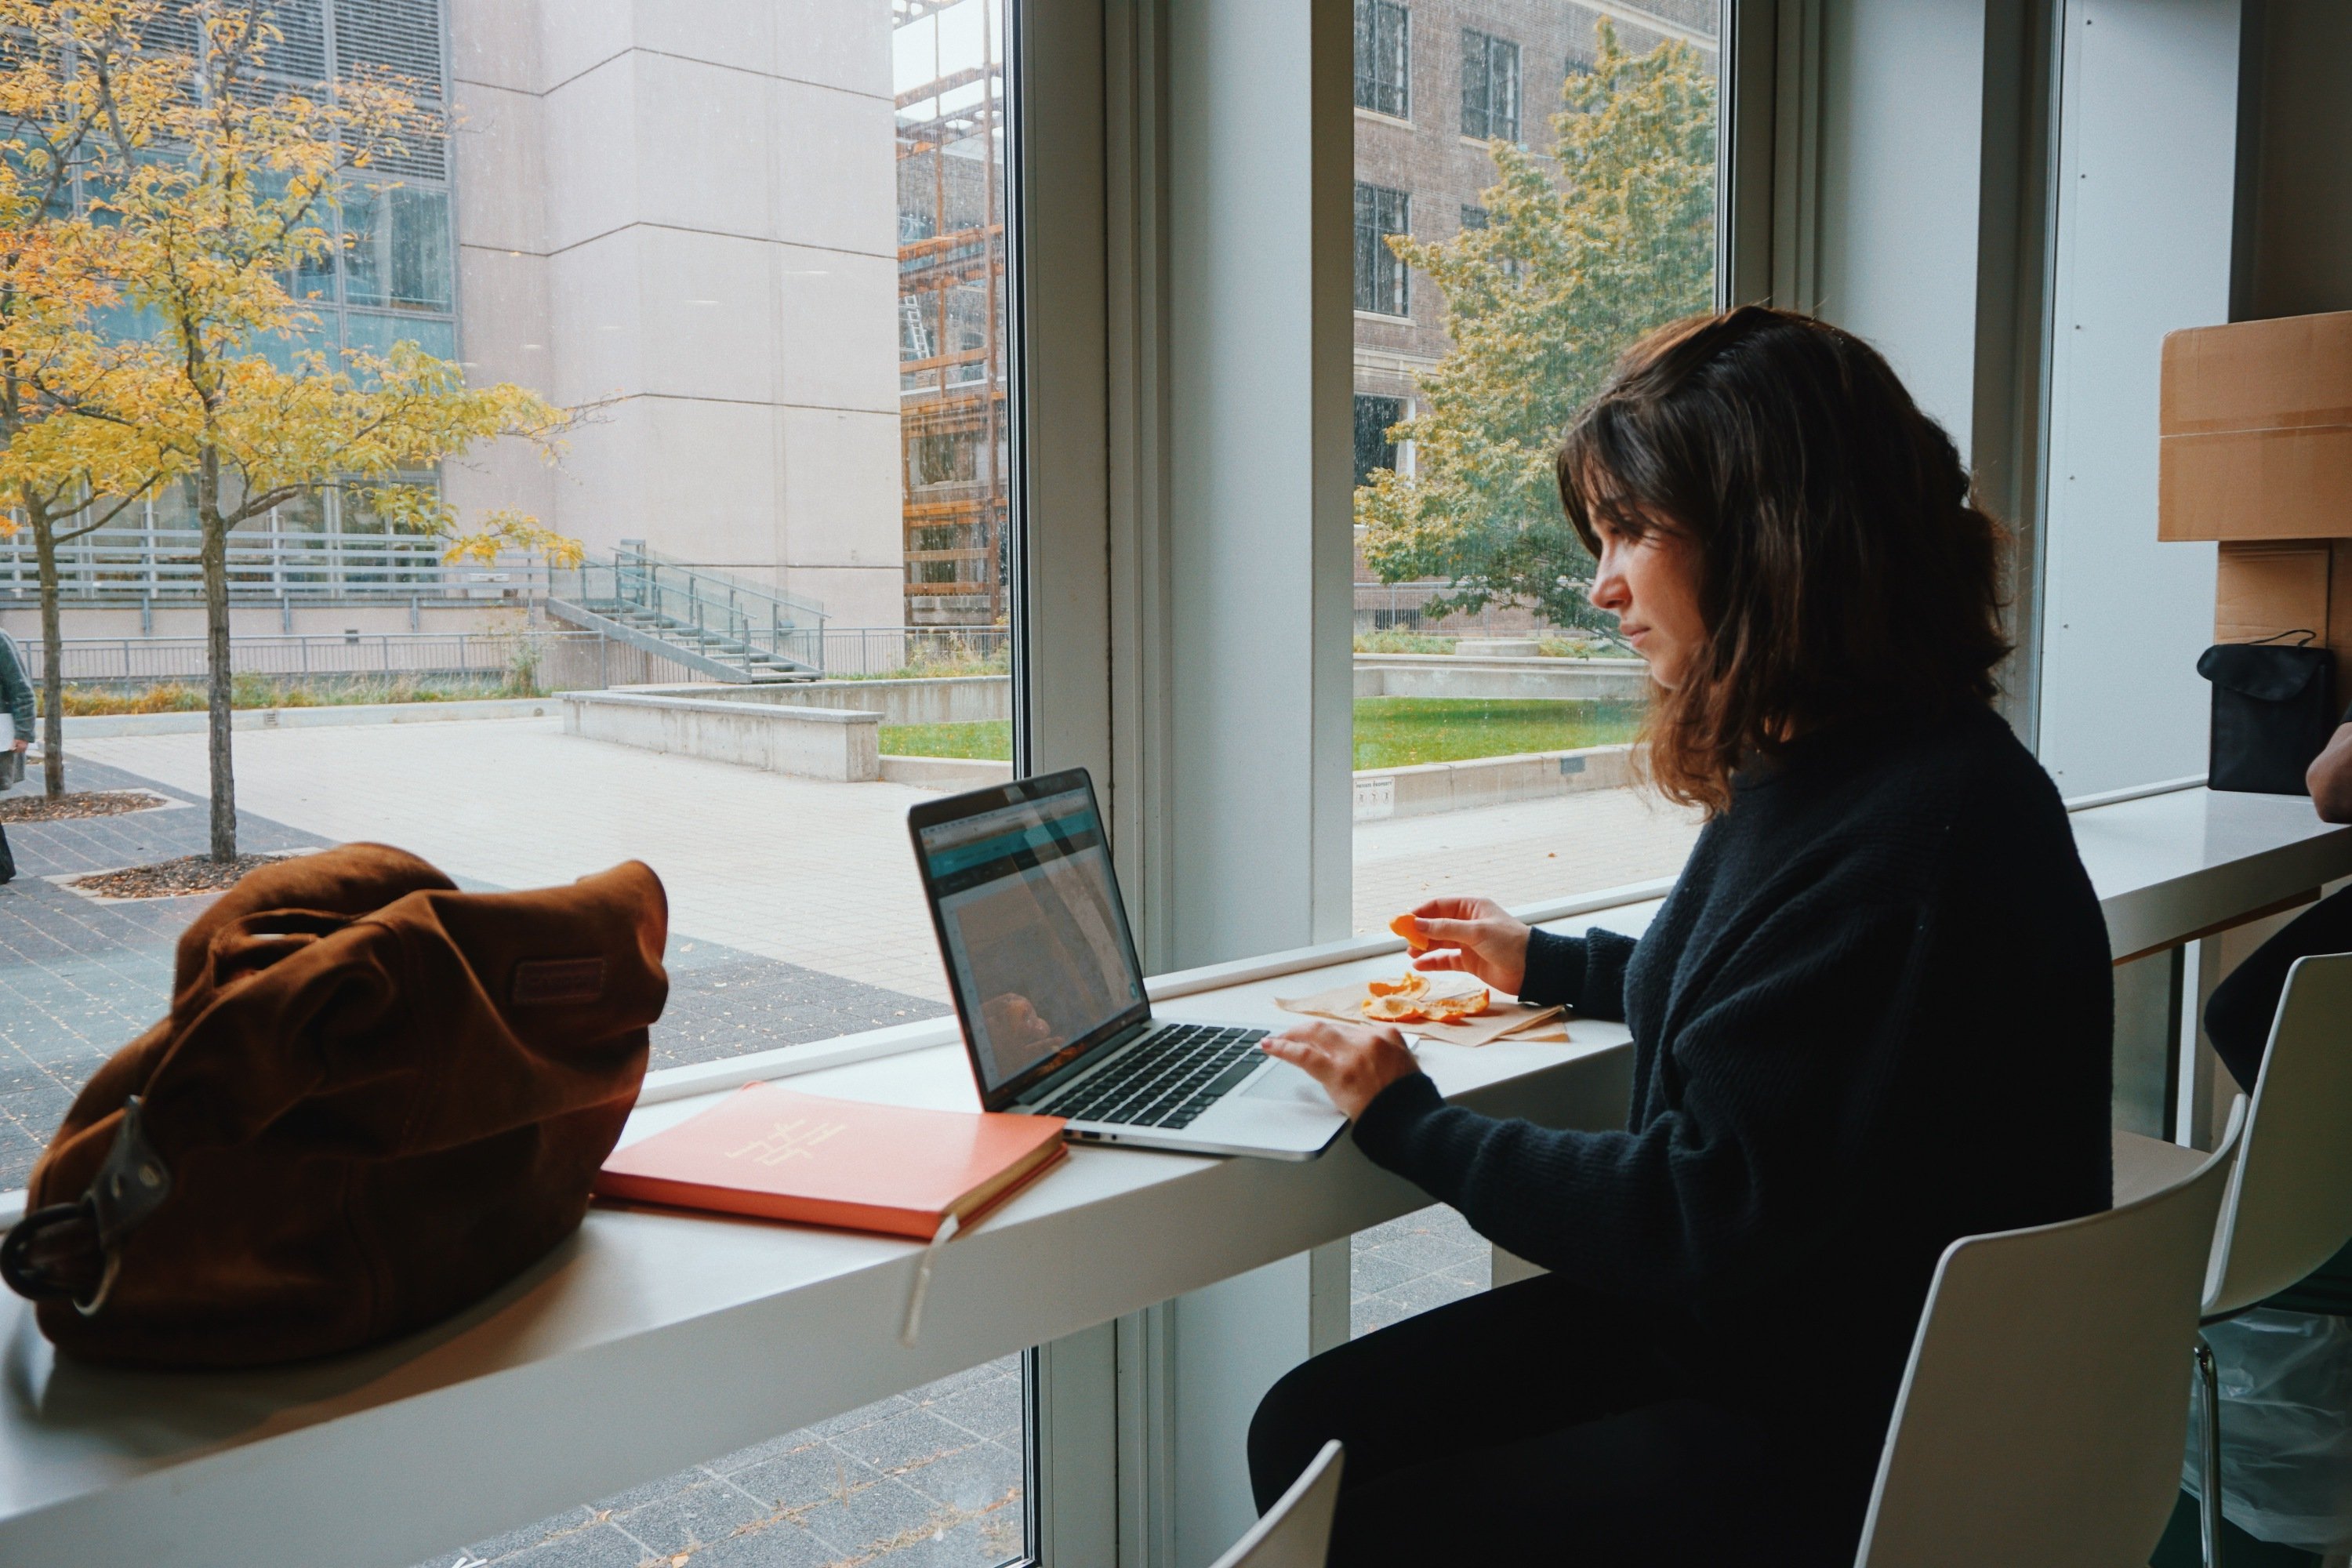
[1272,982,1567,1048]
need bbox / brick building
[1350,0,1716,630]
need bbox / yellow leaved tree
[1356,28,1716,633]
[17,1,574,858]
[0,0,183,798]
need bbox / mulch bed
[0,790,169,824]
[68,852,302,900]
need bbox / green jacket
[0,630,34,743]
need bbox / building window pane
[1356,394,1405,488]
[343,185,453,314]
[1461,29,1520,143]
[1354,0,1410,118]
[1354,182,1410,317]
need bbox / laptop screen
[913,775,1149,1101]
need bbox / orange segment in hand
[1389,913,1431,955]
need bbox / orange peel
[1366,971,1428,998]
[1359,973,1490,1025]
[1389,913,1431,955]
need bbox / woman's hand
[1261,1019,1421,1120]
[1399,896,1533,996]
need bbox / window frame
[1459,27,1520,143]
[1352,0,1410,120]
[1352,180,1411,318]
[1352,392,1404,486]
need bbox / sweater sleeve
[1517,926,1635,1018]
[1354,898,1929,1302]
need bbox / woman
[1251,307,2113,1565]
[0,627,30,883]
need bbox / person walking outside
[0,628,33,882]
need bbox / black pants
[1247,1272,1874,1568]
[2205,886,2352,1094]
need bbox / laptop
[909,768,1348,1160]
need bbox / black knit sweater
[1353,702,2113,1436]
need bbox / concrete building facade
[442,1,909,633]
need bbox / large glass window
[1349,2,1721,1327]
[1355,394,1406,488]
[1460,29,1521,143]
[1355,0,1412,119]
[1354,182,1412,318]
[0,1,1033,1563]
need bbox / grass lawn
[881,701,1642,768]
[1351,697,1643,768]
[880,719,1014,759]
[51,673,535,716]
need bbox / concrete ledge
[879,755,1015,790]
[564,692,880,782]
[1354,743,1637,821]
[630,677,1009,727]
[1353,655,1649,702]
[59,696,559,738]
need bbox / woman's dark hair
[1556,306,2008,815]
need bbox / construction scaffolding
[893,0,1009,628]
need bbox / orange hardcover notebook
[594,1083,1067,1240]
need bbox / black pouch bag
[2198,634,2338,795]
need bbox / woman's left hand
[1261,1019,1421,1120]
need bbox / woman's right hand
[1399,896,1533,997]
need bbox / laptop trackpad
[1243,1058,1334,1110]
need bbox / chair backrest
[1853,1116,2241,1568]
[1210,1440,1344,1568]
[2206,950,2352,1316]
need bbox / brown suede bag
[0,842,667,1368]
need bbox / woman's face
[1588,515,1707,690]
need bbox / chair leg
[2196,1334,2224,1568]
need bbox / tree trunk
[31,504,64,798]
[198,463,236,862]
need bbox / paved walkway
[70,720,1704,969]
[1352,786,1702,932]
[69,721,963,1000]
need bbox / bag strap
[2251,628,2319,647]
[0,1096,173,1313]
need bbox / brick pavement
[0,758,331,1186]
[1351,1204,1492,1338]
[423,1357,1026,1568]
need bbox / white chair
[1211,1439,1344,1568]
[1853,1112,2242,1568]
[2114,950,2352,1567]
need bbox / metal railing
[20,631,602,686]
[16,626,1011,688]
[550,541,828,676]
[0,524,546,604]
[807,625,1009,678]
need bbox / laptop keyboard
[1036,1022,1270,1130]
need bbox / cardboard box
[2213,539,2352,705]
[2160,310,2352,541]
